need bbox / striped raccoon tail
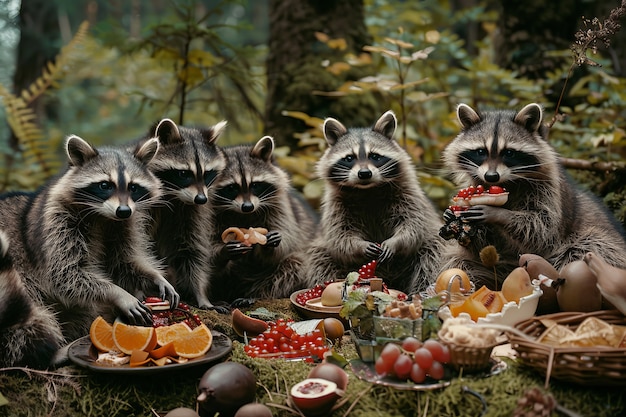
[0,231,65,369]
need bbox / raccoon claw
[265,231,281,247]
[231,297,256,308]
[225,241,253,258]
[377,246,394,263]
[126,302,153,326]
[364,242,383,259]
[208,304,231,314]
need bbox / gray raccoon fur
[439,102,626,288]
[0,135,178,342]
[301,111,447,295]
[140,118,227,310]
[0,231,64,368]
[207,136,317,302]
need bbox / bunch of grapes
[295,281,333,306]
[374,338,451,383]
[244,318,329,361]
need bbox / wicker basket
[509,310,626,388]
[438,332,500,373]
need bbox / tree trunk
[10,0,60,149]
[265,0,377,149]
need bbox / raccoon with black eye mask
[207,136,317,306]
[439,102,626,289]
[301,110,447,295]
[140,118,228,313]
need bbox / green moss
[2,301,625,417]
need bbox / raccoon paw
[265,231,281,247]
[378,245,394,263]
[225,241,254,258]
[231,297,256,309]
[364,241,383,259]
[207,304,231,314]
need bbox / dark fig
[197,362,256,417]
[164,408,200,417]
[234,403,273,417]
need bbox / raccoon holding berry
[301,111,447,295]
[438,102,626,289]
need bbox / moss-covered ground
[1,299,624,417]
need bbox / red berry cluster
[374,338,451,383]
[244,318,329,361]
[358,260,378,279]
[455,184,505,199]
[295,281,333,306]
[144,297,202,329]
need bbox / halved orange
[89,316,116,352]
[173,323,213,358]
[155,322,192,347]
[112,320,158,355]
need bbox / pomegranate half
[290,378,343,416]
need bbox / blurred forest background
[0,0,625,224]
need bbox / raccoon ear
[251,136,274,161]
[201,120,227,145]
[66,135,99,167]
[457,104,481,129]
[134,138,160,165]
[323,117,348,146]
[373,110,397,140]
[514,103,543,133]
[153,118,182,145]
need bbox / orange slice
[155,322,193,347]
[173,323,213,358]
[149,342,178,359]
[112,320,158,355]
[89,316,116,352]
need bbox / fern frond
[19,21,90,105]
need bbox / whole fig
[556,260,602,312]
[197,362,256,417]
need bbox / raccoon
[439,102,626,288]
[207,136,318,304]
[301,111,447,295]
[140,118,227,311]
[0,231,64,368]
[0,135,178,342]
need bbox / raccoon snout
[116,205,132,219]
[194,194,208,205]
[241,202,255,213]
[358,169,372,180]
[484,171,500,183]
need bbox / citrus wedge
[155,321,193,347]
[89,316,116,352]
[173,323,213,358]
[112,320,158,355]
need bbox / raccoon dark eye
[218,184,240,200]
[99,182,114,191]
[369,153,382,161]
[250,182,272,196]
[178,170,193,180]
[342,155,355,163]
[503,149,516,158]
[204,170,218,186]
[129,183,149,200]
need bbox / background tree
[264,0,378,148]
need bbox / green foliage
[0,22,89,192]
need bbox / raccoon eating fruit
[438,102,626,289]
[301,110,447,295]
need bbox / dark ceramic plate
[68,330,232,374]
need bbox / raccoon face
[213,136,286,214]
[147,119,226,205]
[60,135,162,221]
[320,110,403,189]
[446,103,550,186]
